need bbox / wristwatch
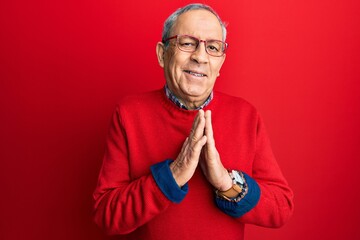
[216,170,248,202]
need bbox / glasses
[164,34,228,57]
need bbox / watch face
[232,170,244,184]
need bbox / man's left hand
[200,110,232,191]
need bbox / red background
[1,0,360,239]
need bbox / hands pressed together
[169,110,232,191]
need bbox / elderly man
[93,3,294,240]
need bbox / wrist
[215,170,248,202]
[217,169,233,191]
[169,161,186,187]
[150,159,188,203]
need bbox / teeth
[186,70,205,77]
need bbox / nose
[190,41,208,64]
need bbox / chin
[183,87,205,96]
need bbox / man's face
[157,9,226,108]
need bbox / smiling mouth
[184,70,207,77]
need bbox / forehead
[171,9,223,39]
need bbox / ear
[156,42,165,68]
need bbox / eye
[207,43,220,52]
[178,36,198,49]
[179,40,196,47]
[180,42,196,47]
[207,45,219,52]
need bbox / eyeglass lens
[177,35,225,56]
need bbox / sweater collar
[164,85,213,110]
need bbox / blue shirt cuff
[215,172,261,217]
[150,159,188,203]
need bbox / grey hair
[161,3,227,46]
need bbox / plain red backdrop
[1,0,360,239]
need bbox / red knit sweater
[93,89,294,239]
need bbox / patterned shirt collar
[164,85,213,110]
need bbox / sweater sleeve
[239,114,294,227]
[150,159,189,203]
[92,106,173,235]
[215,172,261,217]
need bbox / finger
[190,110,205,142]
[189,112,200,140]
[192,109,204,131]
[191,135,207,155]
[191,111,201,132]
[180,137,189,153]
[205,110,215,146]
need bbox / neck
[180,99,204,110]
[164,85,213,110]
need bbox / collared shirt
[164,85,213,110]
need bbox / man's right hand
[170,110,207,187]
